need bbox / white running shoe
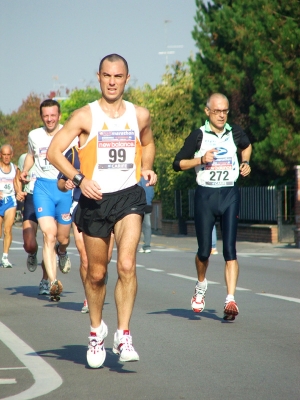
[27,252,38,272]
[87,322,108,368]
[138,248,151,253]
[39,279,50,295]
[81,299,89,313]
[55,244,71,274]
[2,257,12,268]
[191,281,207,313]
[113,330,140,362]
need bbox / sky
[0,0,199,115]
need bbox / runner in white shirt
[0,144,17,268]
[20,99,74,301]
[14,153,49,295]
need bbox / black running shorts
[74,184,146,238]
[23,193,38,224]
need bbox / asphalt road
[0,225,299,400]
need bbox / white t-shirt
[27,125,77,179]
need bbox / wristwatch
[72,173,85,187]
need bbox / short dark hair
[40,99,61,116]
[99,54,129,75]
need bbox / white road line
[0,322,62,399]
[146,268,164,272]
[237,253,277,257]
[235,287,251,291]
[152,248,180,252]
[0,379,16,384]
[256,293,300,303]
[167,273,220,284]
[0,368,27,370]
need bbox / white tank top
[194,121,239,187]
[0,162,16,197]
[78,100,142,194]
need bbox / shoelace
[119,335,134,351]
[59,254,68,263]
[88,337,104,352]
[194,285,206,297]
[28,255,35,264]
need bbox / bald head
[0,144,13,165]
[206,93,229,109]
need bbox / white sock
[90,321,104,336]
[197,278,207,290]
[226,294,235,303]
[117,329,130,336]
[2,253,8,259]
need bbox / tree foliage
[125,62,197,218]
[190,0,300,184]
[60,88,100,123]
[0,93,42,162]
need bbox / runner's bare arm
[14,168,26,202]
[136,106,156,186]
[47,106,102,200]
[239,144,252,177]
[20,153,34,182]
[47,106,90,180]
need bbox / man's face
[204,96,229,133]
[0,147,13,165]
[41,106,61,133]
[97,60,130,102]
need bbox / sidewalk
[148,233,300,257]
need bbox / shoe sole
[27,266,38,272]
[59,264,71,274]
[87,347,106,368]
[112,347,139,362]
[81,308,89,314]
[50,281,63,302]
[223,304,239,321]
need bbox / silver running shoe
[2,257,12,268]
[81,299,89,313]
[191,280,207,313]
[55,244,71,274]
[27,252,38,272]
[39,279,49,295]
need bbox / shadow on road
[147,307,223,322]
[35,346,137,373]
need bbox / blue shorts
[0,196,17,217]
[23,193,38,224]
[33,178,72,225]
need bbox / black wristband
[242,161,249,165]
